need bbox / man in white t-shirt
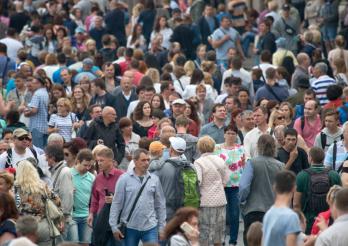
[0,28,23,61]
[0,128,43,169]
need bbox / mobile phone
[180,222,195,234]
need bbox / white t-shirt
[0,147,40,169]
[0,37,23,61]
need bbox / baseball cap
[172,99,186,105]
[75,26,86,34]
[169,137,186,153]
[13,128,29,138]
[149,141,166,153]
[83,58,94,66]
[282,3,290,11]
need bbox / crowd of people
[1,0,348,245]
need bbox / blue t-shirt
[263,206,301,246]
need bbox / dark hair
[160,81,172,93]
[152,108,165,119]
[154,15,169,32]
[45,145,65,162]
[0,42,7,54]
[224,124,238,133]
[327,84,343,101]
[284,128,298,138]
[119,117,133,129]
[76,148,93,162]
[260,50,272,62]
[334,188,348,212]
[175,115,190,127]
[274,170,296,194]
[162,207,199,239]
[309,147,325,164]
[57,53,66,64]
[64,138,87,157]
[229,56,242,70]
[257,134,276,157]
[133,101,152,121]
[92,78,106,90]
[151,94,166,111]
[144,0,155,10]
[133,148,149,160]
[190,69,204,85]
[265,67,276,79]
[138,137,152,150]
[2,129,13,138]
[5,110,20,125]
[185,99,200,125]
[230,76,242,85]
[0,192,18,223]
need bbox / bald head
[102,106,117,124]
[304,100,318,119]
[297,53,310,67]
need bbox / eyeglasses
[17,136,31,141]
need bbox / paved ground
[224,220,245,246]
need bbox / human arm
[286,234,298,246]
[48,114,59,134]
[0,232,16,245]
[24,92,40,116]
[239,160,254,203]
[88,180,98,227]
[293,172,304,210]
[211,34,230,48]
[115,128,126,164]
[285,148,298,170]
[154,177,166,232]
[57,169,74,216]
[109,177,126,238]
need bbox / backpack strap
[320,132,326,149]
[5,148,13,168]
[301,116,305,131]
[333,141,338,171]
[177,79,184,91]
[29,147,38,163]
[265,84,282,102]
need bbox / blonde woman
[129,3,144,35]
[145,68,161,93]
[268,110,286,130]
[15,160,62,246]
[48,98,80,142]
[84,39,97,56]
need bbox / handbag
[42,189,63,238]
[117,176,151,237]
[281,18,296,36]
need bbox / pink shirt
[294,115,322,147]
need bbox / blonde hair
[132,3,144,17]
[57,98,72,112]
[184,61,195,76]
[92,144,108,159]
[15,160,45,194]
[145,68,160,84]
[203,72,214,86]
[0,171,14,189]
[201,60,216,73]
[268,110,283,128]
[197,136,216,153]
[327,185,343,204]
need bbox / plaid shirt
[28,87,49,133]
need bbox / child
[247,221,262,246]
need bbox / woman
[127,24,146,50]
[238,88,252,110]
[194,136,227,246]
[328,35,348,68]
[150,16,173,50]
[311,185,342,235]
[132,101,154,137]
[130,3,144,32]
[194,84,214,125]
[333,57,348,86]
[0,192,18,245]
[280,102,295,128]
[151,94,166,111]
[63,138,88,168]
[194,44,207,69]
[15,160,61,245]
[118,117,140,170]
[230,108,243,130]
[71,85,90,120]
[43,25,58,53]
[79,78,92,97]
[145,68,161,93]
[214,125,245,246]
[42,53,60,81]
[48,98,80,142]
[56,26,68,49]
[268,110,286,130]
[49,84,67,115]
[84,39,97,56]
[162,207,200,246]
[184,99,201,130]
[182,69,204,100]
[70,7,84,29]
[0,171,14,194]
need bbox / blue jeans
[31,128,47,149]
[69,216,92,243]
[225,187,239,245]
[123,226,158,245]
[242,32,255,57]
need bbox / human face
[259,22,267,34]
[21,65,32,77]
[143,103,152,117]
[304,93,315,103]
[0,143,8,154]
[96,155,113,172]
[91,106,102,119]
[15,78,25,89]
[57,102,68,115]
[234,113,242,127]
[77,160,93,174]
[14,135,31,150]
[172,104,186,117]
[121,71,133,91]
[136,25,142,35]
[0,177,10,193]
[284,134,297,151]
[221,18,230,29]
[253,109,267,126]
[224,130,237,144]
[325,115,338,131]
[185,104,192,117]
[95,16,103,28]
[213,106,226,121]
[73,88,83,100]
[231,84,240,96]
[205,6,214,16]
[225,98,235,112]
[61,70,72,83]
[45,29,53,39]
[104,65,115,78]
[151,96,161,109]
[105,110,117,123]
[196,89,206,101]
[197,46,206,60]
[242,114,254,129]
[80,79,90,93]
[121,124,133,135]
[64,149,75,166]
[274,113,285,126]
[87,42,96,52]
[144,90,155,102]
[168,94,178,106]
[304,101,316,118]
[159,17,166,28]
[31,78,42,90]
[53,90,63,99]
[134,152,150,174]
[280,105,291,119]
[187,215,199,231]
[238,91,249,105]
[3,133,13,144]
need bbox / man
[311,62,335,106]
[315,188,348,246]
[74,58,101,83]
[221,56,254,97]
[52,53,68,84]
[90,78,117,110]
[224,96,239,125]
[24,76,49,149]
[294,147,341,233]
[294,88,315,119]
[294,100,322,148]
[105,0,126,46]
[110,149,166,245]
[277,128,309,174]
[6,72,26,108]
[155,137,191,221]
[262,171,302,246]
[112,70,138,119]
[211,16,244,70]
[25,25,44,64]
[272,3,301,54]
[175,116,199,163]
[160,81,175,109]
[244,106,271,160]
[215,76,241,103]
[9,1,30,33]
[170,98,198,136]
[128,59,144,87]
[15,215,39,244]
[255,67,289,103]
[324,122,348,172]
[60,68,73,96]
[240,110,254,137]
[89,15,107,50]
[0,128,42,169]
[170,17,195,60]
[318,0,339,52]
[0,42,16,85]
[287,78,311,107]
[45,144,74,240]
[239,134,284,245]
[251,50,276,80]
[199,103,227,144]
[103,62,118,93]
[88,147,124,246]
[85,106,125,164]
[291,53,311,90]
[77,104,102,137]
[99,35,117,63]
[0,28,23,61]
[198,4,219,50]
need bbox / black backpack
[304,168,331,214]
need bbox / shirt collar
[49,160,65,174]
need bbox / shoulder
[170,234,189,245]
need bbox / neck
[214,118,225,127]
[97,90,106,96]
[327,126,338,134]
[274,193,293,208]
[142,116,151,121]
[103,166,113,175]
[306,114,317,121]
[283,145,295,153]
[103,119,110,126]
[258,122,268,132]
[76,167,86,175]
[134,168,146,177]
[176,127,187,134]
[225,140,235,147]
[123,132,131,138]
[14,146,26,155]
[123,89,131,95]
[267,80,276,86]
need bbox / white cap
[169,137,186,153]
[172,98,186,105]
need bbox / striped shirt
[311,75,335,106]
[324,140,348,171]
[48,113,78,142]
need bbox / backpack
[165,159,200,209]
[304,168,331,214]
[320,132,344,149]
[5,148,38,169]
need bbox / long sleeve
[85,121,97,149]
[57,168,74,215]
[239,160,254,203]
[154,178,166,231]
[109,176,126,233]
[90,179,99,214]
[115,128,125,163]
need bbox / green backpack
[166,159,200,209]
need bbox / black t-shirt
[277,147,309,174]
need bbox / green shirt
[70,168,95,218]
[296,165,341,232]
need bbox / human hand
[87,213,94,227]
[105,195,113,204]
[289,148,298,161]
[317,215,328,232]
[113,230,124,240]
[304,235,317,246]
[184,228,199,243]
[223,35,230,41]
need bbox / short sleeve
[211,29,222,41]
[284,212,301,236]
[324,145,333,168]
[0,219,16,237]
[48,114,57,127]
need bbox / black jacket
[89,92,117,110]
[113,89,138,119]
[170,24,195,59]
[85,117,125,163]
[198,16,219,50]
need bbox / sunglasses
[17,136,31,141]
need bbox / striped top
[311,75,335,106]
